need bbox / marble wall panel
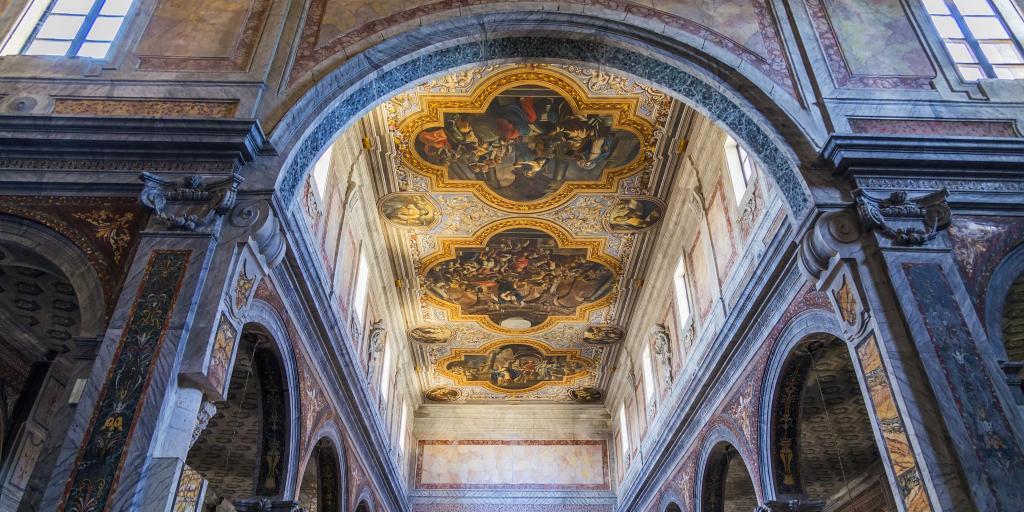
[947,216,1024,318]
[415,440,609,490]
[688,228,715,319]
[706,183,737,281]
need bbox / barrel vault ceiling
[364,63,689,404]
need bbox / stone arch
[186,316,300,506]
[0,214,109,510]
[762,320,895,508]
[984,242,1024,363]
[757,309,845,499]
[354,499,371,512]
[0,214,106,337]
[695,429,759,512]
[297,420,347,512]
[267,14,817,221]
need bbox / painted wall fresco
[903,263,1024,508]
[291,0,795,94]
[415,440,609,490]
[805,0,934,88]
[135,0,271,71]
[947,216,1024,318]
[60,250,190,512]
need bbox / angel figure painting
[413,84,642,202]
[422,228,615,329]
[441,342,591,392]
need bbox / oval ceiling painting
[421,225,617,333]
[438,340,594,395]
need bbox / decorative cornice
[0,116,274,166]
[822,134,1024,174]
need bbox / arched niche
[268,15,816,223]
[298,433,344,512]
[698,441,758,512]
[186,324,295,508]
[665,502,682,512]
[0,215,107,510]
[768,333,895,509]
[354,499,371,512]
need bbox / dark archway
[298,438,342,512]
[187,327,292,509]
[355,499,370,512]
[700,442,758,512]
[666,502,682,512]
[771,335,895,509]
[0,217,107,512]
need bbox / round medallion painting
[604,196,666,232]
[425,387,461,402]
[409,325,453,344]
[378,192,440,229]
[569,387,603,403]
[582,325,625,345]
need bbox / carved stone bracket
[853,188,951,246]
[190,400,218,449]
[140,171,244,233]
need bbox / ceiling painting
[419,220,620,334]
[370,63,681,403]
[438,339,596,395]
[393,67,660,212]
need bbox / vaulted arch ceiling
[359,63,692,403]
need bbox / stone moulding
[853,188,951,246]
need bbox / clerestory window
[923,0,1024,80]
[1,0,135,58]
[724,135,756,205]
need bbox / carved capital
[853,188,951,246]
[140,171,243,234]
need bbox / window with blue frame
[1,0,134,58]
[922,0,1024,80]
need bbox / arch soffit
[270,14,816,220]
[984,242,1024,360]
[238,299,304,499]
[756,308,846,500]
[694,426,760,510]
[296,419,348,506]
[0,214,106,336]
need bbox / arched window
[641,343,656,406]
[618,403,630,458]
[352,249,370,324]
[1,0,136,58]
[673,257,691,329]
[724,135,757,205]
[355,499,371,512]
[921,0,1024,80]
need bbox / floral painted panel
[60,250,190,512]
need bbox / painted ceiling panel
[369,64,684,403]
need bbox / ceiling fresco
[372,64,682,403]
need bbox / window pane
[100,0,133,15]
[994,65,1024,79]
[953,0,995,15]
[24,39,71,55]
[957,64,986,80]
[86,16,123,41]
[931,15,965,38]
[980,42,1024,64]
[52,0,94,15]
[945,41,978,63]
[76,41,110,58]
[923,0,950,14]
[965,16,1009,39]
[36,14,85,39]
